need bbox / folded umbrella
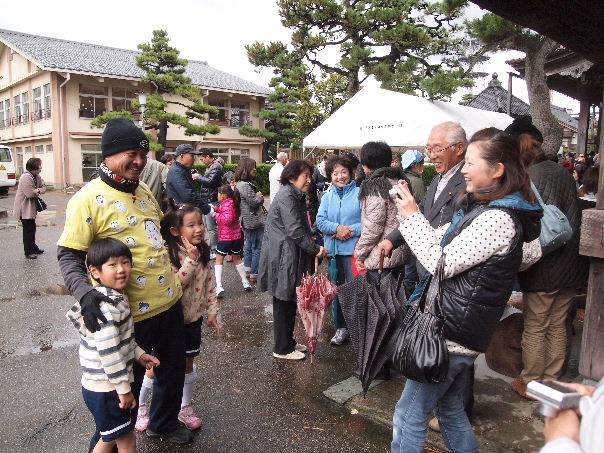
[339,252,408,393]
[296,258,338,363]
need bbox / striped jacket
[66,286,145,394]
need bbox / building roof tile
[0,28,271,96]
[463,83,578,132]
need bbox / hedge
[193,163,438,195]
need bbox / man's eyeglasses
[424,143,460,155]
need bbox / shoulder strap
[530,181,545,207]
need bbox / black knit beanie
[101,118,150,158]
[505,115,544,143]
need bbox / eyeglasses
[424,143,460,155]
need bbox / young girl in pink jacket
[213,184,251,297]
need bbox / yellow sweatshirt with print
[58,178,181,321]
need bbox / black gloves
[79,289,115,332]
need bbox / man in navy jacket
[166,144,210,215]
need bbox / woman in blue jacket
[316,155,362,346]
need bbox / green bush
[193,163,272,194]
[422,164,438,187]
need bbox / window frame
[81,144,103,181]
[111,87,136,112]
[43,83,51,119]
[13,94,21,125]
[79,84,108,119]
[21,92,29,124]
[229,102,250,128]
[208,99,229,126]
[33,86,43,121]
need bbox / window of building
[15,147,23,175]
[33,87,43,121]
[43,83,51,119]
[21,92,29,124]
[4,100,10,127]
[79,85,108,119]
[229,102,250,128]
[81,144,102,181]
[0,100,4,129]
[13,95,21,125]
[201,147,250,164]
[228,148,250,164]
[46,144,53,153]
[34,145,44,155]
[208,100,228,125]
[111,87,135,112]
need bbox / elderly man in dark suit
[378,121,470,431]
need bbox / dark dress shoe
[34,248,45,254]
[26,254,38,259]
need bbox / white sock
[139,375,154,406]
[214,264,223,288]
[181,366,197,408]
[235,263,249,285]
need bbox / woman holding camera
[390,130,542,453]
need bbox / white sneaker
[295,343,308,353]
[273,350,306,360]
[216,287,224,299]
[330,328,350,346]
[243,281,252,292]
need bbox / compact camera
[526,380,582,417]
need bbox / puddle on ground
[7,338,80,357]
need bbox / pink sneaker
[135,404,149,432]
[178,405,203,430]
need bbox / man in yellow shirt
[57,118,192,446]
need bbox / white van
[0,145,17,195]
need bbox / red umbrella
[296,258,338,363]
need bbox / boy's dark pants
[131,300,186,433]
[87,301,185,452]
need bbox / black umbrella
[339,255,408,393]
[338,274,368,372]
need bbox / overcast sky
[0,0,578,112]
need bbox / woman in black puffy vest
[390,130,542,453]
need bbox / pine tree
[92,30,219,152]
[466,14,563,156]
[279,0,474,100]
[242,0,481,153]
[240,42,323,151]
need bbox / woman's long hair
[467,130,534,203]
[218,184,241,219]
[160,199,210,268]
[233,157,257,183]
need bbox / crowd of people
[8,114,597,452]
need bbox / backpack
[531,182,573,255]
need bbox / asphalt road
[0,190,390,453]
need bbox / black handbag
[35,197,47,212]
[388,255,449,383]
[30,173,47,212]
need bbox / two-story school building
[0,29,270,187]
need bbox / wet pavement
[0,189,391,453]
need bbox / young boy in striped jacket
[67,238,159,453]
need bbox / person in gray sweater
[234,158,265,283]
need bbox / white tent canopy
[303,86,514,149]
